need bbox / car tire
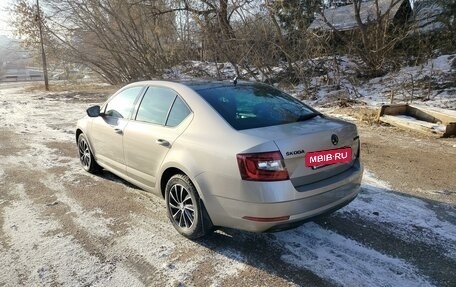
[77,133,101,173]
[165,174,213,239]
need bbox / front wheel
[78,133,101,173]
[165,174,213,239]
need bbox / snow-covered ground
[164,54,456,111]
[0,81,455,286]
[352,54,455,109]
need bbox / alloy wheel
[78,137,91,169]
[168,184,195,229]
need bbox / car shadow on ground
[94,169,140,190]
[195,228,335,286]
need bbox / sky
[0,0,15,37]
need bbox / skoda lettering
[286,150,305,157]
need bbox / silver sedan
[76,80,363,238]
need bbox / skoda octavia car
[76,80,363,238]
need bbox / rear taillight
[236,151,289,181]
[354,135,360,159]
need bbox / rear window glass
[195,83,316,130]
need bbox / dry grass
[23,81,119,94]
[332,106,379,125]
[19,81,121,104]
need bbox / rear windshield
[195,83,317,130]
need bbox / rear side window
[167,96,191,127]
[135,86,191,127]
[195,84,316,130]
[136,87,176,125]
[105,86,143,118]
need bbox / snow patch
[0,183,137,286]
[276,223,432,287]
[115,216,247,287]
[341,171,456,259]
[114,220,199,286]
[209,248,246,287]
[0,166,4,182]
[41,175,114,238]
[0,86,86,143]
[395,115,447,132]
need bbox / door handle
[114,128,123,134]
[156,139,170,147]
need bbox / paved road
[1,83,455,286]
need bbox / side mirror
[86,105,101,117]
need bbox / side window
[136,87,176,125]
[105,86,143,118]
[166,96,191,127]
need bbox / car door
[89,86,144,174]
[123,86,192,191]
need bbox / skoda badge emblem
[331,134,339,146]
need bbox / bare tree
[265,0,324,84]
[434,0,456,48]
[12,0,180,84]
[10,0,453,86]
[315,0,411,77]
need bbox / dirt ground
[1,82,455,287]
[361,125,456,202]
[327,106,456,205]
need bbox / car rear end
[189,81,363,232]
[233,117,362,232]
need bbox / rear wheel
[78,133,101,173]
[165,174,213,239]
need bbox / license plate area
[305,147,352,168]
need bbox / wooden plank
[406,106,440,123]
[409,105,456,126]
[376,104,408,122]
[444,123,456,137]
[382,104,408,116]
[379,115,445,137]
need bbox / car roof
[178,80,230,90]
[127,79,265,92]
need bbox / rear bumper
[201,161,363,232]
[265,194,358,232]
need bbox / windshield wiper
[297,113,320,122]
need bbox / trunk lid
[240,116,360,187]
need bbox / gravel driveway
[1,82,455,286]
